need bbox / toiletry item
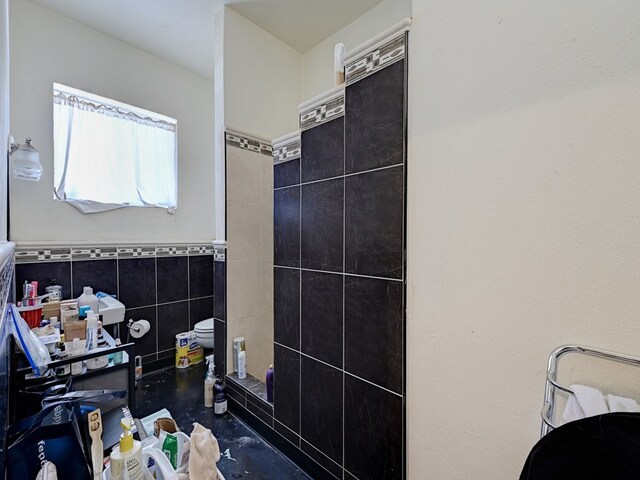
[110,417,143,480]
[233,336,245,373]
[55,343,71,377]
[238,350,247,379]
[78,305,91,319]
[77,286,99,313]
[71,338,84,374]
[214,376,228,415]
[266,364,274,403]
[113,338,123,365]
[135,356,143,381]
[86,311,107,370]
[88,408,104,479]
[204,355,215,408]
[45,281,63,301]
[158,431,179,469]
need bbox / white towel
[607,394,640,413]
[562,384,609,423]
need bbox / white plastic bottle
[111,417,143,480]
[77,286,99,313]
[238,350,247,379]
[204,355,215,408]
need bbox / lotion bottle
[204,354,215,408]
[238,350,247,379]
[110,417,143,480]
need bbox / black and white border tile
[272,131,301,165]
[15,244,215,263]
[226,129,272,157]
[299,86,345,131]
[343,17,411,86]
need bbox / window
[53,83,177,213]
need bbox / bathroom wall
[223,7,302,140]
[227,27,408,479]
[407,1,640,478]
[0,0,8,240]
[225,131,274,378]
[9,0,215,245]
[300,0,411,100]
[14,244,215,368]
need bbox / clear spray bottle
[204,355,215,408]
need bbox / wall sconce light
[8,135,43,182]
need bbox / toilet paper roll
[129,319,151,338]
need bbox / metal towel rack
[541,344,640,438]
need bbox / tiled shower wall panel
[14,245,215,368]
[266,33,406,480]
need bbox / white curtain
[53,84,177,213]
[0,0,9,238]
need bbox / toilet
[194,318,214,349]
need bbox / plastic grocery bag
[9,303,51,375]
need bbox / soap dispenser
[110,417,142,480]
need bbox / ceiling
[29,0,383,80]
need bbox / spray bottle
[214,374,228,415]
[204,355,215,408]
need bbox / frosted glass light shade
[11,138,42,182]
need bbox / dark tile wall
[14,245,216,368]
[213,250,226,377]
[258,44,407,480]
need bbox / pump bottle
[110,417,142,480]
[204,355,215,408]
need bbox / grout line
[342,106,347,479]
[273,163,404,191]
[274,341,402,398]
[301,437,344,469]
[275,265,403,282]
[298,145,303,449]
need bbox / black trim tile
[274,344,300,434]
[274,158,300,188]
[301,117,344,183]
[274,420,299,446]
[214,261,226,320]
[345,166,404,279]
[189,296,213,329]
[189,255,214,299]
[157,301,189,352]
[15,261,71,300]
[118,258,156,308]
[126,306,157,358]
[345,275,403,393]
[300,356,343,464]
[345,59,405,174]
[301,178,344,272]
[301,439,342,479]
[157,256,188,303]
[274,267,300,350]
[344,375,402,480]
[274,186,300,268]
[247,396,274,427]
[71,259,117,298]
[214,319,226,377]
[301,270,342,368]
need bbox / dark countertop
[135,364,311,480]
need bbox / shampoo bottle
[204,355,215,408]
[110,417,143,480]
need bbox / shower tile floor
[136,364,311,480]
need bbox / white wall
[0,0,9,241]
[407,1,640,478]
[300,0,411,100]
[223,7,301,139]
[9,0,215,245]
